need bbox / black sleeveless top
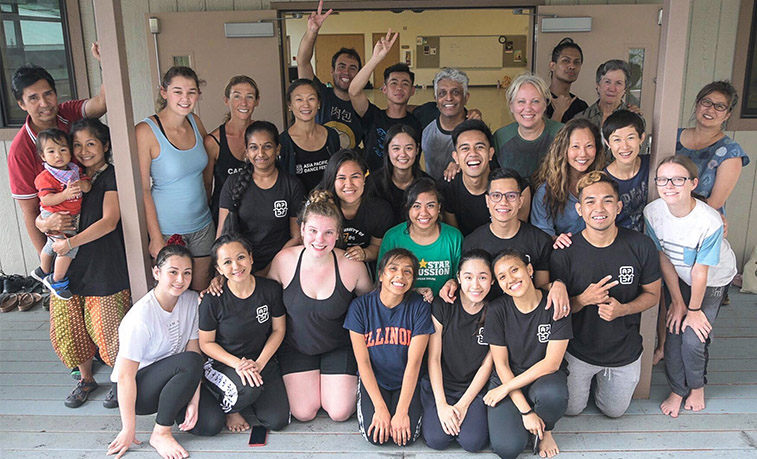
[282,249,354,355]
[210,123,246,222]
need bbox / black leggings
[487,370,568,459]
[114,352,224,436]
[203,359,290,430]
[356,377,423,445]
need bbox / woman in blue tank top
[137,66,214,291]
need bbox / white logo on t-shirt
[476,326,487,346]
[273,200,288,218]
[537,324,551,343]
[295,164,304,175]
[619,266,635,285]
[256,305,269,323]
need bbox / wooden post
[634,0,691,399]
[93,0,152,299]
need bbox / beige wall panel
[205,0,234,9]
[178,0,206,11]
[121,0,154,121]
[0,141,28,275]
[149,0,179,12]
[234,0,264,9]
[679,0,720,122]
[712,0,739,82]
[729,130,757,269]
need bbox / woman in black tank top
[267,189,373,423]
[204,76,260,223]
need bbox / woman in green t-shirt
[378,178,462,301]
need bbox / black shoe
[65,380,98,408]
[103,387,118,409]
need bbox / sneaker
[42,274,73,300]
[64,380,98,408]
[30,267,49,283]
[103,387,118,409]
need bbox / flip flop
[0,293,19,313]
[18,292,41,312]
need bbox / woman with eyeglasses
[675,81,750,213]
[643,155,736,419]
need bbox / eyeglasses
[654,176,693,187]
[699,98,729,112]
[487,191,521,202]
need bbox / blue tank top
[145,115,212,234]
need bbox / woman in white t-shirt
[644,155,736,419]
[107,245,224,459]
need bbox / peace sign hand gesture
[307,0,333,32]
[373,29,399,61]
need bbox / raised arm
[296,0,333,80]
[348,29,398,117]
[84,43,107,118]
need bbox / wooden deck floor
[1,288,756,458]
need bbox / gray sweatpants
[565,352,641,418]
[664,280,727,397]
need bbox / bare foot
[226,412,250,432]
[684,387,706,411]
[150,426,189,459]
[660,392,683,417]
[652,347,664,365]
[538,431,559,458]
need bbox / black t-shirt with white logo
[437,174,489,237]
[432,297,490,393]
[342,196,394,249]
[220,170,305,272]
[313,76,364,149]
[484,292,572,379]
[199,276,286,360]
[549,228,661,367]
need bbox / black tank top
[210,123,246,222]
[282,249,354,355]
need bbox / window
[731,0,757,130]
[0,0,76,127]
[741,4,757,119]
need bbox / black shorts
[277,342,358,376]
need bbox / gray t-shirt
[422,118,455,180]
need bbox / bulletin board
[415,34,527,69]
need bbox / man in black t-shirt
[546,39,589,123]
[550,171,661,418]
[463,168,552,291]
[348,30,422,171]
[438,119,493,237]
[296,1,364,149]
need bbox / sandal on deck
[65,380,98,408]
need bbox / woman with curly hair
[530,118,605,249]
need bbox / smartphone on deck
[248,425,268,447]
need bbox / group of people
[4,1,751,458]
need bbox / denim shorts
[40,210,79,258]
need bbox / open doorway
[283,8,534,129]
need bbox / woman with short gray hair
[578,59,640,129]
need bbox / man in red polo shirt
[8,45,106,253]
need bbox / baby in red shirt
[32,128,91,300]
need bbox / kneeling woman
[484,250,572,459]
[267,190,373,422]
[199,234,289,432]
[107,245,223,459]
[345,248,434,446]
[422,249,494,452]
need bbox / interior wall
[285,9,531,88]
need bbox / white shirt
[644,198,736,287]
[111,289,199,382]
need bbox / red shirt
[34,168,86,215]
[7,99,87,199]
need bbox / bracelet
[687,306,702,312]
[520,408,533,416]
[66,238,73,250]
